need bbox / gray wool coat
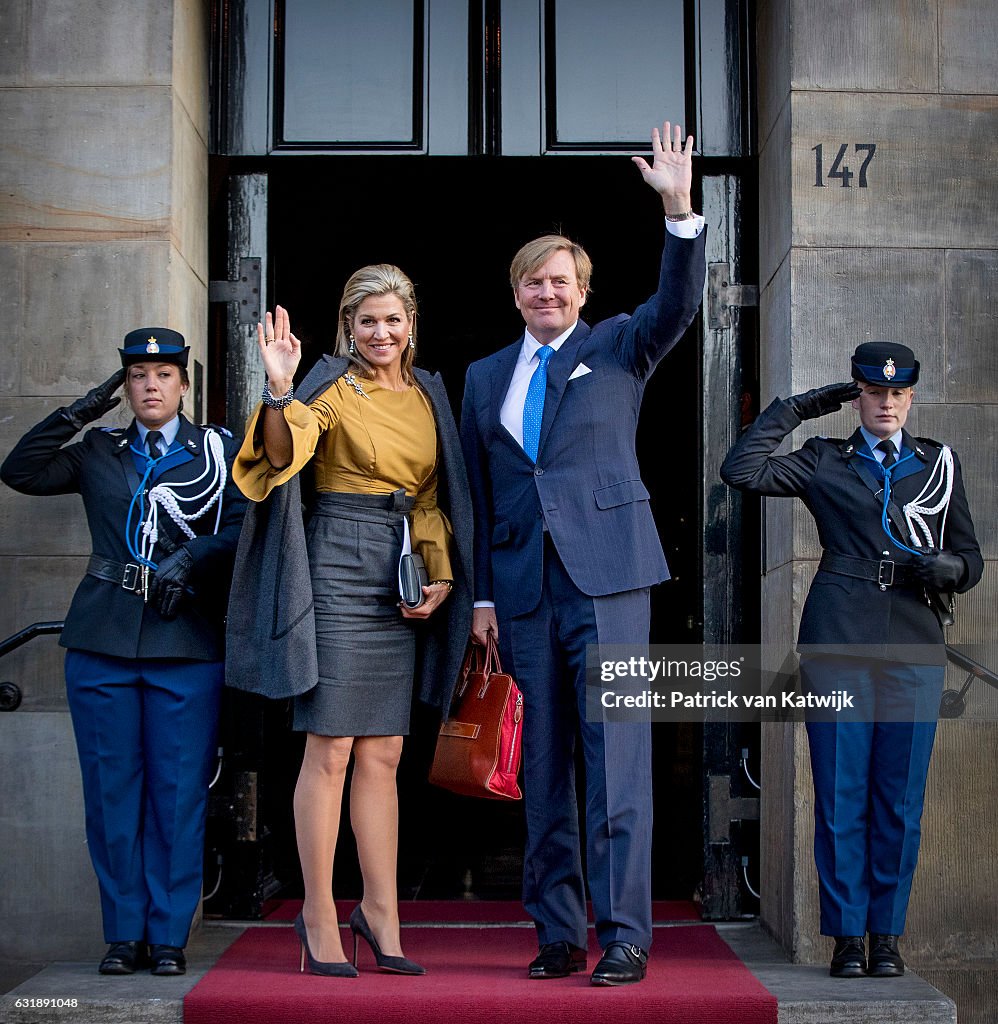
[225,355,474,710]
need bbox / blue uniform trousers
[64,650,223,947]
[800,654,943,937]
[500,535,653,951]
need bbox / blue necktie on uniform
[522,344,554,463]
[876,439,897,468]
[146,429,164,460]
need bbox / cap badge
[883,357,896,380]
[146,336,160,354]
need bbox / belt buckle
[878,559,895,589]
[121,563,141,591]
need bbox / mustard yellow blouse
[233,376,453,580]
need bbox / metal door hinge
[209,257,262,324]
[708,262,758,329]
[708,773,760,844]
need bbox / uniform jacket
[720,396,983,662]
[1,410,247,661]
[225,356,474,708]
[460,228,708,617]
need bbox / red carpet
[184,915,775,1024]
[261,898,702,924]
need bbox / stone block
[755,0,790,151]
[20,242,172,395]
[790,248,946,402]
[24,0,172,86]
[760,253,791,399]
[0,0,27,84]
[173,0,210,146]
[0,245,24,392]
[792,0,938,93]
[0,398,93,555]
[908,720,998,961]
[945,250,998,404]
[0,86,172,241]
[172,93,209,285]
[914,404,997,557]
[793,92,998,250]
[759,100,792,287]
[0,712,103,961]
[940,0,998,94]
[0,556,83,707]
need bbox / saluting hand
[257,305,300,398]
[787,381,862,420]
[63,368,127,430]
[631,121,694,213]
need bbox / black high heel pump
[294,912,359,977]
[349,905,426,975]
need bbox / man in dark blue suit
[460,121,707,986]
[720,342,982,979]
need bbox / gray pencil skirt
[292,490,416,737]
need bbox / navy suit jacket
[461,228,707,618]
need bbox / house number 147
[812,143,877,187]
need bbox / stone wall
[0,0,210,960]
[755,0,998,1013]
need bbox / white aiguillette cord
[903,445,953,549]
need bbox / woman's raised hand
[257,305,300,397]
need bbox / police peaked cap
[851,341,919,387]
[119,328,189,367]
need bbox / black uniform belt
[818,552,918,589]
[87,555,146,594]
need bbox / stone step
[0,922,958,1024]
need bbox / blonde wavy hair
[333,264,419,386]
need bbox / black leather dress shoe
[149,944,187,976]
[98,941,148,975]
[829,936,866,978]
[528,941,587,979]
[867,934,904,977]
[590,942,648,986]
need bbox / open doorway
[206,154,705,913]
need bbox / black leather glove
[62,369,127,430]
[911,549,966,591]
[149,547,195,620]
[786,381,862,421]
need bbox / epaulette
[100,426,127,434]
[914,436,943,449]
[813,435,846,445]
[201,423,234,438]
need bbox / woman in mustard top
[233,265,465,977]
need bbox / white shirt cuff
[665,214,705,239]
[473,601,496,609]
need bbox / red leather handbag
[428,637,523,800]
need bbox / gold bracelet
[429,579,453,592]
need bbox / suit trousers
[799,654,942,937]
[500,534,653,951]
[64,649,223,947]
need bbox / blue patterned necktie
[522,344,554,462]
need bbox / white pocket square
[568,363,592,381]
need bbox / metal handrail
[0,620,64,660]
[941,644,998,719]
